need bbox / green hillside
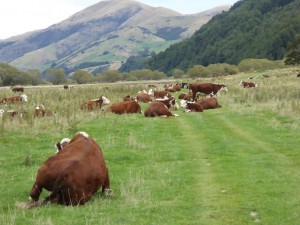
[147,0,300,73]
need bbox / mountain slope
[147,0,300,73]
[0,0,229,73]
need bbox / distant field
[0,67,300,225]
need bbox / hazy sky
[0,0,238,40]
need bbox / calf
[29,132,111,206]
[80,96,110,111]
[180,100,203,112]
[239,81,258,88]
[109,100,142,115]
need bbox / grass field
[0,67,300,225]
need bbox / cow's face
[20,94,28,102]
[100,96,110,106]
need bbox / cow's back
[110,101,141,114]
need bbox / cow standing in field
[12,86,24,93]
[188,83,227,100]
[0,94,28,104]
[29,132,111,206]
[80,96,110,111]
[108,100,142,115]
[239,81,258,88]
[144,101,178,117]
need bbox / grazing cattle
[197,97,222,110]
[34,104,53,117]
[180,100,203,112]
[80,96,110,111]
[63,85,69,90]
[29,132,111,206]
[148,89,171,99]
[12,86,24,93]
[136,92,152,103]
[0,94,28,104]
[154,96,178,110]
[189,83,227,100]
[144,101,178,117]
[109,100,142,115]
[239,81,258,88]
[123,95,135,101]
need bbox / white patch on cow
[77,131,89,138]
[20,94,28,102]
[36,104,45,110]
[221,86,228,92]
[142,90,147,93]
[180,100,187,108]
[0,109,4,117]
[101,96,110,106]
[172,103,179,110]
[148,89,153,96]
[173,114,179,117]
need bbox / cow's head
[100,96,110,106]
[55,138,71,153]
[20,94,28,102]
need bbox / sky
[0,0,238,40]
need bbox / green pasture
[0,68,300,225]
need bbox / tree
[187,65,209,78]
[46,69,67,85]
[72,70,94,84]
[172,69,185,78]
[285,35,300,65]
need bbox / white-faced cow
[29,132,111,206]
[80,96,110,111]
[148,89,171,99]
[239,81,258,88]
[188,83,227,100]
[34,104,53,117]
[154,96,178,110]
[180,100,203,112]
[108,100,142,115]
[0,94,28,104]
[144,101,178,117]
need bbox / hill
[146,0,300,73]
[0,0,229,74]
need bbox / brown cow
[164,83,181,92]
[189,83,227,100]
[109,100,142,115]
[148,89,171,99]
[196,97,222,110]
[136,92,152,103]
[12,86,24,93]
[144,101,178,117]
[123,95,135,101]
[178,92,192,101]
[180,100,203,112]
[0,94,28,104]
[239,81,258,88]
[80,96,110,111]
[0,109,18,117]
[29,132,111,206]
[154,96,178,110]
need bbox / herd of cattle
[2,80,260,207]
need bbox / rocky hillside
[0,0,229,74]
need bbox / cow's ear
[56,142,62,151]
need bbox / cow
[63,85,69,90]
[239,81,258,88]
[188,83,227,100]
[180,100,203,112]
[34,104,53,117]
[197,97,222,110]
[136,92,152,103]
[178,92,192,101]
[12,86,24,93]
[148,89,171,99]
[55,138,71,153]
[29,132,111,206]
[108,100,142,115]
[144,101,178,117]
[181,83,189,89]
[80,96,110,111]
[0,109,18,117]
[0,94,28,104]
[297,73,300,78]
[154,96,178,110]
[123,95,135,101]
[164,84,181,92]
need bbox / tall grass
[0,67,300,224]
